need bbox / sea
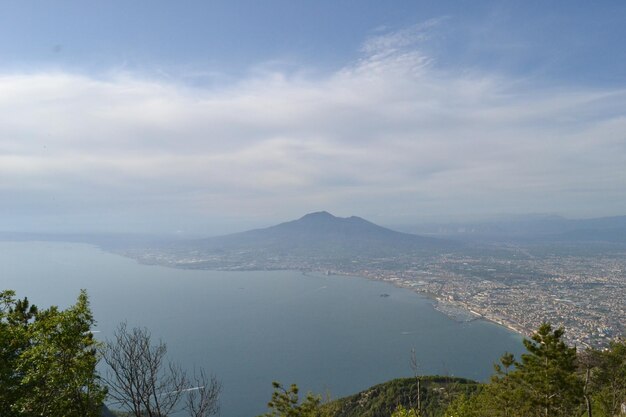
[0,241,524,416]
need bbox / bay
[0,241,524,416]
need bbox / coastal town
[120,243,626,348]
[357,250,626,348]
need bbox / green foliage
[589,340,626,417]
[258,325,626,417]
[0,290,30,415]
[515,323,582,416]
[0,289,106,417]
[483,352,524,417]
[390,405,419,417]
[260,381,329,417]
[325,376,479,417]
[444,323,584,417]
[444,392,484,417]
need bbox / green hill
[322,376,480,417]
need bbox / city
[120,241,626,349]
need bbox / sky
[1,1,626,235]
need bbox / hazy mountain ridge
[187,211,452,259]
[3,213,624,248]
[393,214,626,244]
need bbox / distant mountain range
[393,214,626,243]
[3,212,625,249]
[188,211,452,259]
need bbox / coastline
[285,269,529,340]
[367,277,528,339]
[105,248,531,341]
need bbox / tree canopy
[444,323,626,417]
[0,289,106,417]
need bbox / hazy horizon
[2,1,626,235]
[2,210,625,239]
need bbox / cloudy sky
[1,1,626,235]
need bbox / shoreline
[40,241,529,342]
[0,240,602,348]
[299,269,529,340]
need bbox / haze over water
[1,241,524,416]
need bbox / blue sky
[3,1,625,85]
[1,1,626,234]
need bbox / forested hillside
[261,324,626,417]
[322,376,479,417]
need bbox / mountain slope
[322,376,479,417]
[191,211,450,258]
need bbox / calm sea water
[0,241,524,416]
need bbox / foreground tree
[590,340,626,417]
[101,322,221,417]
[0,289,106,417]
[185,368,222,417]
[515,323,583,416]
[445,323,584,417]
[391,405,420,417]
[577,348,601,417]
[0,290,35,416]
[260,381,329,417]
[487,352,525,417]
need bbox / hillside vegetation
[322,376,479,417]
[261,323,626,417]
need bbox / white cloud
[1,25,626,233]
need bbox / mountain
[192,211,449,256]
[554,215,626,243]
[146,211,455,270]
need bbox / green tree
[391,404,420,417]
[0,289,106,417]
[445,392,485,417]
[515,323,583,417]
[577,348,601,417]
[260,381,327,417]
[0,290,36,416]
[444,324,584,417]
[591,340,626,417]
[480,352,530,417]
